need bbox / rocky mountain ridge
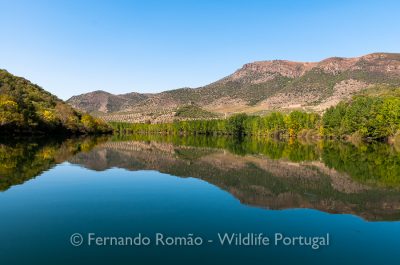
[67,53,400,123]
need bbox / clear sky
[1,0,399,100]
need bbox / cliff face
[222,53,400,84]
[227,60,316,81]
[67,53,400,123]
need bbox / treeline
[111,111,321,138]
[323,95,400,141]
[111,92,400,142]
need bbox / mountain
[0,69,111,135]
[67,53,400,123]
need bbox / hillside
[0,69,111,135]
[67,53,400,123]
[66,90,150,114]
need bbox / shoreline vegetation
[1,67,399,142]
[0,69,112,136]
[110,92,400,144]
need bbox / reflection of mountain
[1,135,399,221]
[0,137,108,191]
[69,139,400,221]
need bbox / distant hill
[0,69,111,135]
[66,90,150,114]
[67,53,400,123]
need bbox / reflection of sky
[0,164,399,264]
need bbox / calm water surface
[0,136,399,265]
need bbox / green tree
[227,113,248,135]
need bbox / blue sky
[1,0,399,99]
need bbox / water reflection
[1,135,400,221]
[0,136,108,191]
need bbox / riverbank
[108,90,400,144]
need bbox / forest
[0,69,111,135]
[323,93,400,141]
[111,90,400,142]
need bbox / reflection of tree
[111,134,400,188]
[0,136,108,191]
[111,134,322,161]
[1,134,400,221]
[70,136,400,221]
[322,142,400,188]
